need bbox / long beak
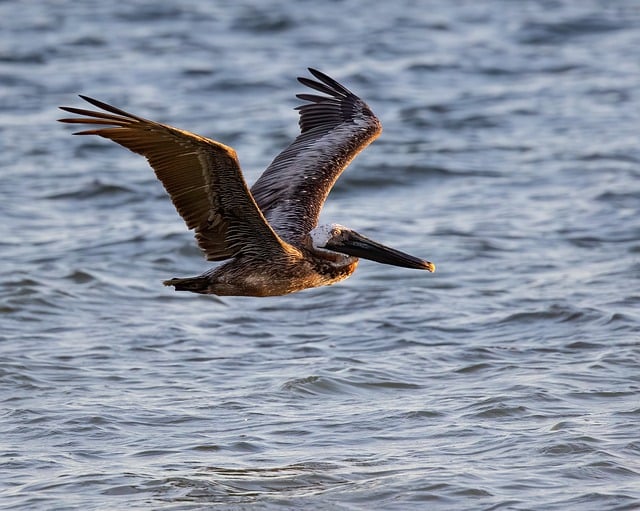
[325,231,435,272]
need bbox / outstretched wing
[250,68,382,244]
[59,96,289,261]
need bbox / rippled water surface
[2,1,640,509]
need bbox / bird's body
[59,69,434,297]
[167,245,357,297]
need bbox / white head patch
[309,223,346,248]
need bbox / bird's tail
[163,276,210,294]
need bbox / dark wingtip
[58,95,144,125]
[307,67,329,81]
[297,68,353,101]
[77,95,129,116]
[298,67,322,81]
[297,68,333,87]
[78,94,102,105]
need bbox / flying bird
[59,68,435,296]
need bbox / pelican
[59,69,435,296]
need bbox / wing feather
[250,68,382,243]
[59,96,289,261]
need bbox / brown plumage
[59,68,434,297]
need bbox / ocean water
[1,1,640,509]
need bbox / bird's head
[309,224,435,272]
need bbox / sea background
[1,1,639,509]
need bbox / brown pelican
[59,69,435,296]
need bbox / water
[2,0,640,509]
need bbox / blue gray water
[2,1,640,509]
